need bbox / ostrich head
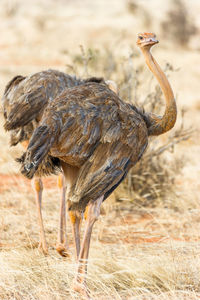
[136,32,159,48]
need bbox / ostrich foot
[56,243,70,257]
[72,279,91,299]
[38,242,48,255]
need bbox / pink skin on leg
[72,196,104,298]
[60,163,80,257]
[56,174,70,257]
[68,210,82,259]
[32,177,48,255]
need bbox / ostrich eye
[139,36,143,40]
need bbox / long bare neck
[141,47,177,136]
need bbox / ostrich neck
[141,47,177,136]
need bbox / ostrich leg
[56,174,70,257]
[32,177,48,255]
[61,163,80,258]
[72,196,104,297]
[68,211,82,259]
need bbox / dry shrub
[126,0,139,14]
[126,0,152,28]
[3,0,19,18]
[116,111,192,207]
[66,46,192,207]
[161,0,197,47]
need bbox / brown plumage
[1,69,109,256]
[2,69,104,147]
[20,82,148,209]
[2,70,112,177]
[18,33,177,296]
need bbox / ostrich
[2,69,117,256]
[16,33,177,296]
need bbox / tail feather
[4,75,25,95]
[84,77,104,84]
[16,153,61,178]
[27,126,49,150]
[4,97,42,131]
[19,125,58,179]
[3,85,46,131]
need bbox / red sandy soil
[1,173,199,248]
[0,173,57,192]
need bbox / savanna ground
[0,0,200,299]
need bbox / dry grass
[161,0,197,47]
[1,181,200,299]
[0,0,200,299]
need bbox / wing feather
[2,70,85,131]
[68,141,133,211]
[17,82,148,201]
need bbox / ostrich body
[2,69,112,255]
[17,33,177,296]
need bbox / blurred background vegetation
[0,1,200,299]
[0,0,198,208]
